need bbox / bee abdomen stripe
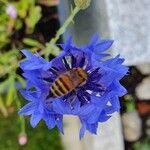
[59,75,73,91]
[51,84,63,96]
[50,88,60,97]
[55,79,69,93]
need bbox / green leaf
[17,0,30,18]
[0,50,18,64]
[25,6,42,33]
[0,25,6,32]
[44,43,60,56]
[0,80,9,94]
[0,32,9,46]
[124,95,135,112]
[23,38,44,49]
[15,19,23,30]
[6,76,15,107]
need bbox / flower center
[50,67,88,97]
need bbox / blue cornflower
[19,89,63,133]
[19,34,128,139]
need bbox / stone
[106,0,150,66]
[122,111,142,142]
[136,76,150,100]
[136,64,150,75]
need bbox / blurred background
[0,0,150,150]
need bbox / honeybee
[50,67,88,97]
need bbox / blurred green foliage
[0,112,63,150]
[0,0,45,116]
[0,0,62,148]
[133,138,150,150]
[0,0,60,116]
[123,95,136,112]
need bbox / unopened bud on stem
[74,0,91,10]
[18,133,27,146]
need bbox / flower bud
[18,133,27,146]
[6,4,17,19]
[74,0,91,10]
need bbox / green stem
[15,93,26,134]
[45,6,80,59]
[50,6,80,44]
[0,96,8,117]
[20,115,25,133]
